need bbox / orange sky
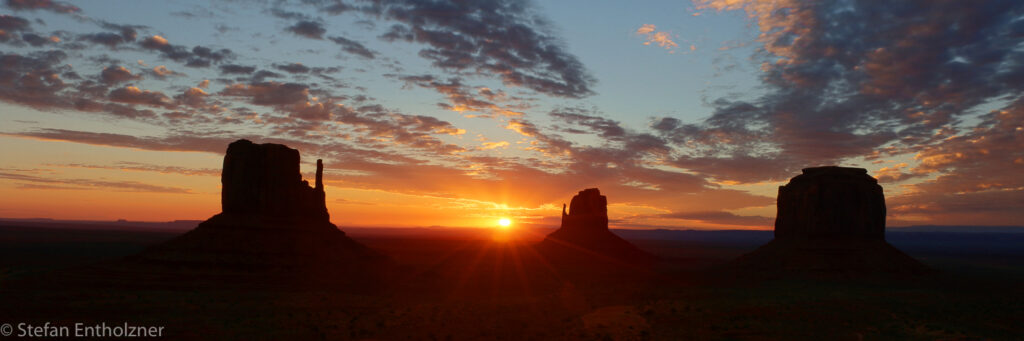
[0,136,777,230]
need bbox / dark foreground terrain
[1,221,1022,340]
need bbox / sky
[0,0,1022,230]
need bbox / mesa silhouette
[729,166,928,274]
[138,139,385,272]
[536,188,654,264]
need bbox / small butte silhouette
[137,140,386,275]
[727,166,928,275]
[536,188,654,264]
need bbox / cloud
[331,105,468,154]
[174,87,209,108]
[479,141,509,150]
[78,23,138,48]
[0,14,30,31]
[551,108,626,139]
[371,0,595,98]
[635,24,679,52]
[328,35,376,59]
[287,20,326,39]
[274,62,310,74]
[873,162,913,183]
[4,128,240,153]
[100,66,140,84]
[150,65,183,78]
[52,162,219,176]
[139,35,232,67]
[267,8,313,21]
[0,50,72,109]
[397,74,525,117]
[656,210,773,227]
[79,32,131,48]
[0,170,192,193]
[219,64,256,75]
[108,86,170,106]
[636,24,655,35]
[21,33,59,46]
[220,81,309,105]
[5,0,80,14]
[550,107,671,158]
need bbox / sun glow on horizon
[497,218,512,228]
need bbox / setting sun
[498,218,512,228]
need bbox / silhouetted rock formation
[537,188,653,264]
[221,140,328,222]
[775,166,885,240]
[138,140,384,271]
[729,166,927,275]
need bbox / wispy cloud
[635,24,679,52]
[0,169,193,193]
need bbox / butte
[136,139,386,276]
[728,166,928,275]
[536,188,654,265]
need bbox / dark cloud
[21,33,56,46]
[5,0,79,14]
[328,35,376,59]
[0,14,30,31]
[139,35,232,67]
[656,210,773,227]
[320,1,354,15]
[190,46,231,62]
[219,64,256,75]
[369,0,594,98]
[551,108,626,139]
[327,103,467,155]
[79,32,131,48]
[287,20,326,39]
[98,22,139,41]
[100,66,139,84]
[220,81,309,105]
[549,107,671,159]
[250,69,282,82]
[3,128,408,170]
[396,74,519,116]
[0,50,71,109]
[108,86,169,106]
[52,162,219,177]
[274,62,310,74]
[4,128,230,153]
[0,170,192,194]
[268,8,311,21]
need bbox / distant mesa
[775,166,885,240]
[729,166,928,274]
[536,188,654,264]
[138,139,385,271]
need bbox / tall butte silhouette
[138,139,386,272]
[729,166,927,274]
[536,188,654,264]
